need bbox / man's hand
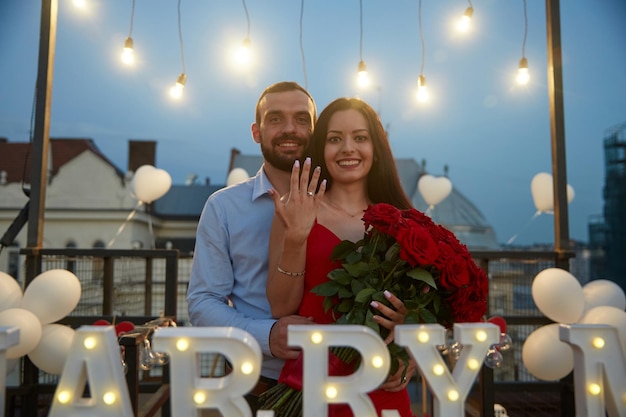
[269,315,315,359]
[380,357,417,392]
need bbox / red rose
[395,224,439,267]
[400,208,435,229]
[447,285,487,323]
[363,203,402,237]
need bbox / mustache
[272,133,306,146]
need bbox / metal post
[545,0,570,269]
[21,1,58,415]
[545,1,575,416]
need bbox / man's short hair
[255,81,316,126]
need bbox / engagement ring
[307,191,314,196]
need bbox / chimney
[128,140,156,172]
[228,148,241,173]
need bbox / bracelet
[277,265,305,277]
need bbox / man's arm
[186,199,276,357]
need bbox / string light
[169,0,187,100]
[416,0,430,103]
[456,0,474,32]
[356,0,370,89]
[235,0,252,67]
[121,0,136,65]
[170,73,187,99]
[516,0,530,85]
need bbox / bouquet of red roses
[259,203,488,416]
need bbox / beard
[260,132,308,172]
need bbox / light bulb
[449,341,463,360]
[139,338,157,371]
[121,37,134,65]
[193,391,206,404]
[169,73,187,99]
[241,361,254,375]
[485,347,504,368]
[416,75,429,103]
[588,383,601,396]
[103,392,116,405]
[311,332,323,344]
[591,337,605,349]
[467,358,480,370]
[516,57,530,85]
[73,0,86,8]
[499,333,512,351]
[325,386,338,399]
[371,355,384,368]
[234,38,252,66]
[357,60,370,89]
[432,364,445,376]
[456,7,473,32]
[83,337,97,350]
[176,338,189,351]
[57,390,71,404]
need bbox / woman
[266,98,415,417]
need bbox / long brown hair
[307,97,412,210]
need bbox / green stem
[382,258,401,288]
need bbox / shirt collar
[251,164,273,201]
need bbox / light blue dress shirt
[187,166,284,379]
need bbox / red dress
[278,221,413,417]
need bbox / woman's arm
[266,158,326,317]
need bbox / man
[186,81,317,410]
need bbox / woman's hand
[269,157,326,242]
[370,290,408,344]
[380,357,417,392]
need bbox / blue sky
[1,0,625,247]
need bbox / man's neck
[263,163,292,196]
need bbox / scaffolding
[602,123,626,291]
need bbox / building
[587,122,626,291]
[0,137,500,278]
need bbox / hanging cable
[299,0,308,89]
[121,0,136,65]
[416,0,429,102]
[170,0,187,99]
[516,0,530,85]
[356,0,369,89]
[242,0,250,40]
[234,0,252,66]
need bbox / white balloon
[226,168,250,186]
[579,306,626,352]
[131,165,172,203]
[417,175,453,207]
[522,323,574,381]
[28,324,75,375]
[0,308,42,359]
[532,268,584,323]
[0,272,23,311]
[530,172,574,213]
[582,279,626,312]
[21,269,82,324]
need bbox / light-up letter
[1,326,20,414]
[396,323,499,417]
[152,327,261,417]
[288,325,394,417]
[49,326,133,417]
[559,324,626,417]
